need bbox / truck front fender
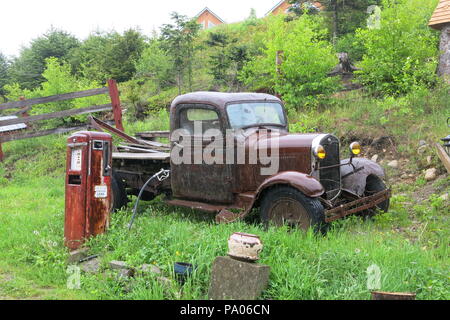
[340,158,386,197]
[216,172,324,224]
[256,171,325,200]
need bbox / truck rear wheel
[111,172,128,212]
[260,186,326,232]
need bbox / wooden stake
[108,79,124,132]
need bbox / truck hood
[242,129,322,151]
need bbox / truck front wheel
[260,186,326,232]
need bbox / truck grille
[319,135,341,200]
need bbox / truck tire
[260,186,326,232]
[363,175,390,218]
[111,172,128,212]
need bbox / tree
[68,31,110,82]
[243,8,259,27]
[206,32,232,86]
[104,29,146,82]
[206,32,252,90]
[69,29,146,83]
[135,39,175,90]
[8,28,80,89]
[160,12,201,94]
[0,53,9,101]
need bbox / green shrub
[335,33,366,62]
[240,14,339,111]
[356,0,440,96]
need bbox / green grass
[0,90,449,300]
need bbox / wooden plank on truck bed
[117,145,160,153]
[136,131,170,139]
[112,152,170,161]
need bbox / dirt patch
[0,273,15,300]
[410,174,449,203]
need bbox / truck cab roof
[170,92,282,112]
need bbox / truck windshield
[227,102,286,129]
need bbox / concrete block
[208,256,270,300]
[110,260,128,270]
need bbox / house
[266,0,324,16]
[196,7,225,29]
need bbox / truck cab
[113,92,391,230]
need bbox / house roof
[195,7,225,24]
[429,0,450,30]
[266,0,289,16]
[265,1,323,16]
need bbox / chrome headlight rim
[349,141,361,156]
[313,144,326,160]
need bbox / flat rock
[387,160,399,169]
[110,260,128,270]
[117,268,134,279]
[67,248,89,264]
[208,256,270,300]
[80,257,100,274]
[424,168,438,181]
[139,264,162,275]
[371,154,379,163]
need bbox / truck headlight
[313,145,326,160]
[350,142,361,156]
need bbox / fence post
[107,79,124,132]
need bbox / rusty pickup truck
[111,92,391,231]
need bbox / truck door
[170,104,233,203]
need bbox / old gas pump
[64,131,113,250]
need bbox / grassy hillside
[0,90,448,300]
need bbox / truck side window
[179,107,221,135]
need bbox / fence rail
[0,79,123,161]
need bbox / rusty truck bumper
[325,189,391,223]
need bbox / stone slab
[109,260,128,270]
[208,256,270,300]
[80,257,100,274]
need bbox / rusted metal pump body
[64,131,112,250]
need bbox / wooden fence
[0,79,123,161]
